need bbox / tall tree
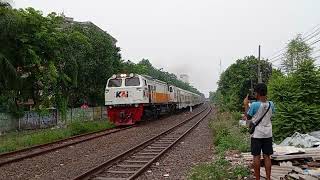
[0,0,11,8]
[269,59,320,140]
[216,56,272,111]
[282,35,313,73]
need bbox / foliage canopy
[0,6,202,117]
[211,56,272,111]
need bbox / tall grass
[189,110,250,180]
[210,111,250,154]
[0,120,114,153]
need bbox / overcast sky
[13,0,320,97]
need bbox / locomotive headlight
[129,73,134,77]
[120,74,127,77]
[112,74,116,78]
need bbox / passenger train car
[105,74,204,126]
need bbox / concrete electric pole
[258,45,262,83]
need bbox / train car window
[144,80,147,86]
[125,77,140,86]
[108,79,122,87]
[169,87,173,92]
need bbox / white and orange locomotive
[105,74,203,126]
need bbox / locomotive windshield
[125,77,140,86]
[108,79,122,87]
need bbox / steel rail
[0,106,203,167]
[73,104,211,180]
[0,126,133,167]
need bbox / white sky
[13,0,320,97]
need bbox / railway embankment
[136,106,215,180]
[0,106,205,180]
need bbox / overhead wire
[302,25,320,42]
[309,38,320,46]
[302,24,320,38]
[268,24,320,63]
[269,37,320,63]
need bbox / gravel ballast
[137,110,214,180]
[0,106,205,180]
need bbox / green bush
[211,56,273,111]
[210,111,249,154]
[269,60,320,141]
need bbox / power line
[268,24,320,61]
[302,25,320,41]
[312,48,320,54]
[269,37,320,62]
[270,54,284,63]
[309,38,320,46]
[269,38,320,63]
[268,48,286,60]
[272,64,282,70]
[303,30,320,42]
[302,24,320,38]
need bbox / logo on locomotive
[116,91,129,98]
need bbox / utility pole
[219,59,222,76]
[258,45,262,83]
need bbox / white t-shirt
[248,101,275,138]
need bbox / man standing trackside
[243,83,275,180]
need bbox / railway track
[73,104,212,180]
[0,126,133,167]
[0,106,202,168]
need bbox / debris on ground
[234,130,320,179]
[309,131,320,139]
[241,146,320,179]
[219,128,320,179]
[225,150,251,167]
[163,173,170,177]
[273,145,305,155]
[280,132,320,148]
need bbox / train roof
[111,73,202,96]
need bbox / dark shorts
[251,137,273,156]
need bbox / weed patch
[189,110,250,180]
[0,120,114,153]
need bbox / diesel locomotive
[105,74,204,126]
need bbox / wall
[0,106,108,134]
